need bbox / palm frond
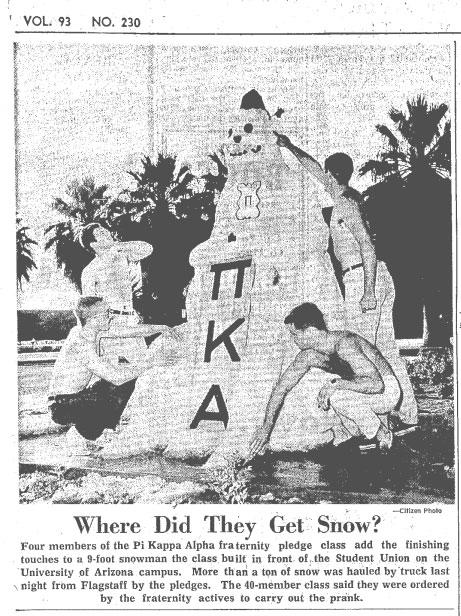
[375,124,400,150]
[358,159,396,178]
[16,218,37,288]
[427,120,451,175]
[391,97,449,152]
[427,103,449,132]
[176,165,191,183]
[128,171,143,184]
[203,150,228,193]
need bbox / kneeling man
[248,302,401,460]
[49,296,174,452]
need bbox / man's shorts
[48,379,136,440]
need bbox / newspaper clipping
[7,0,459,613]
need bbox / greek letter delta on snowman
[101,89,390,465]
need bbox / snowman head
[225,90,281,163]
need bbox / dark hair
[284,303,327,331]
[324,152,354,185]
[79,223,104,252]
[75,296,104,326]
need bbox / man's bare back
[323,331,394,382]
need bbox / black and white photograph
[7,2,461,614]
[16,39,454,506]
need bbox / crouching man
[48,296,175,453]
[248,302,401,460]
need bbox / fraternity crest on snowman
[107,90,346,463]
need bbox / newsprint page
[4,0,460,614]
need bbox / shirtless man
[248,303,400,460]
[80,223,153,363]
[49,296,173,453]
[80,223,151,315]
[275,132,417,427]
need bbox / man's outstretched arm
[274,131,327,186]
[247,350,329,460]
[86,351,154,386]
[99,324,176,340]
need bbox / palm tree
[359,96,451,345]
[45,177,111,291]
[17,217,37,290]
[360,96,450,182]
[110,153,227,324]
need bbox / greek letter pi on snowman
[109,90,346,463]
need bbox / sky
[15,41,452,309]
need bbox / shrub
[407,347,453,397]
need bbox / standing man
[274,132,417,428]
[80,223,153,364]
[49,296,174,454]
[248,302,400,460]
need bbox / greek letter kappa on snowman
[236,180,261,220]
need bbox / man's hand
[273,131,291,149]
[360,292,377,313]
[317,381,338,411]
[247,425,271,461]
[163,326,183,343]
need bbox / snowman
[103,90,345,462]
